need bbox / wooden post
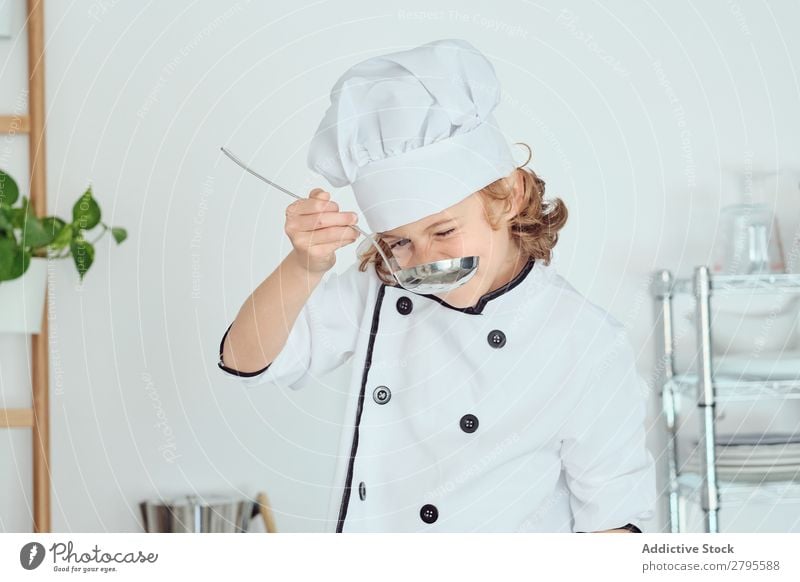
[27,0,51,533]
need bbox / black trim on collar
[336,284,387,532]
[400,257,536,315]
[217,321,272,377]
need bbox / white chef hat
[307,38,517,234]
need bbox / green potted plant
[0,168,127,334]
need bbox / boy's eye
[387,229,455,250]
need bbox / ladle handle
[219,146,396,275]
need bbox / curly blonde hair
[357,142,568,285]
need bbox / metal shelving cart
[651,266,800,533]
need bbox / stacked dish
[683,432,800,483]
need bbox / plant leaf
[41,216,66,240]
[0,238,14,280]
[111,226,127,244]
[11,247,31,280]
[72,187,101,231]
[70,236,95,280]
[21,211,53,248]
[0,207,13,232]
[0,240,30,282]
[10,197,29,228]
[51,223,73,250]
[0,169,19,207]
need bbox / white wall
[1,0,799,532]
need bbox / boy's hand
[284,188,359,274]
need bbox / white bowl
[685,293,800,354]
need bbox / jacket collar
[392,256,536,316]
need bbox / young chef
[218,38,657,533]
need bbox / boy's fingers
[299,225,360,245]
[292,211,358,232]
[289,189,338,214]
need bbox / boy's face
[377,172,524,308]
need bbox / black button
[396,296,413,315]
[487,329,506,348]
[460,414,479,433]
[359,481,366,501]
[420,504,438,524]
[372,385,391,405]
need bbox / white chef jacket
[218,257,657,533]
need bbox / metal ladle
[220,147,479,295]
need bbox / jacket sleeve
[217,262,366,390]
[559,327,657,533]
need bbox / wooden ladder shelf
[0,0,51,533]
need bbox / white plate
[708,293,800,317]
[713,465,800,474]
[684,452,800,467]
[682,466,800,483]
[713,457,800,467]
[718,448,800,461]
[687,436,800,464]
[713,351,800,380]
[717,467,800,483]
[684,452,800,465]
[685,459,800,470]
[713,432,800,446]
[721,447,800,461]
[685,440,800,467]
